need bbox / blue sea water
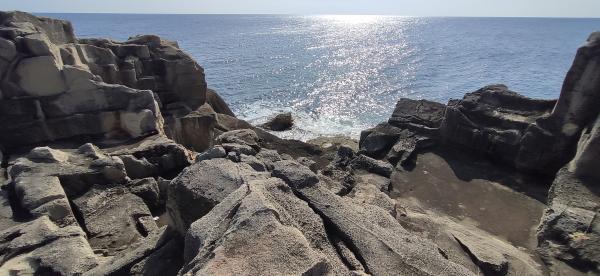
[41,14,600,140]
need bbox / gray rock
[240,154,267,171]
[13,176,75,226]
[0,216,98,275]
[73,187,158,255]
[386,132,435,167]
[120,154,159,179]
[272,160,319,189]
[359,123,404,158]
[0,37,16,61]
[222,142,258,156]
[167,158,269,234]
[84,226,174,276]
[108,135,193,177]
[181,178,349,275]
[389,98,447,129]
[277,178,474,275]
[518,32,600,174]
[195,145,226,162]
[349,154,394,178]
[537,167,600,272]
[130,238,183,276]
[27,146,70,163]
[255,148,283,170]
[77,143,105,159]
[297,156,317,172]
[128,177,161,210]
[261,112,294,131]
[216,129,260,149]
[15,55,67,97]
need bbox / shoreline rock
[0,11,598,276]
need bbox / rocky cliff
[0,11,598,276]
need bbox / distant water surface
[42,14,600,140]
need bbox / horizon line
[27,11,600,20]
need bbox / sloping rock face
[1,141,186,274]
[0,11,164,149]
[172,135,477,276]
[359,32,600,275]
[0,11,238,153]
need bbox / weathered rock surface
[260,112,294,131]
[167,158,269,234]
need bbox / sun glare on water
[317,15,387,25]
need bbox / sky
[2,0,600,18]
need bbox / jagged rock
[128,177,161,210]
[13,176,75,226]
[181,178,349,275]
[261,112,294,131]
[120,155,159,179]
[130,238,184,276]
[255,148,283,170]
[386,131,435,167]
[440,85,555,166]
[195,145,226,162]
[0,37,16,61]
[359,123,404,158]
[222,142,257,156]
[349,154,394,178]
[272,162,475,276]
[9,147,128,197]
[206,88,235,116]
[73,187,158,256]
[240,154,267,171]
[272,160,320,189]
[216,129,260,149]
[537,167,600,272]
[27,146,70,162]
[569,110,600,180]
[167,103,217,152]
[0,189,17,231]
[84,226,174,276]
[108,135,193,177]
[346,173,395,214]
[388,98,446,130]
[297,156,317,172]
[0,216,98,275]
[518,32,600,175]
[167,158,269,234]
[77,143,106,159]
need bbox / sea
[41,14,600,140]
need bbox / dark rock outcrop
[261,112,294,131]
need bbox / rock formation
[0,11,598,276]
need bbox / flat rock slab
[73,187,157,256]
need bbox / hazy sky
[3,0,600,17]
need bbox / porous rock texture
[0,11,599,276]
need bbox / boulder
[272,162,475,276]
[206,88,235,116]
[15,56,67,97]
[0,216,98,275]
[0,37,16,61]
[181,178,350,275]
[518,32,600,174]
[167,103,217,152]
[261,112,294,131]
[72,187,158,255]
[349,154,394,178]
[388,98,446,129]
[83,226,175,276]
[13,176,76,226]
[128,177,162,210]
[216,129,260,149]
[167,158,269,234]
[359,123,405,158]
